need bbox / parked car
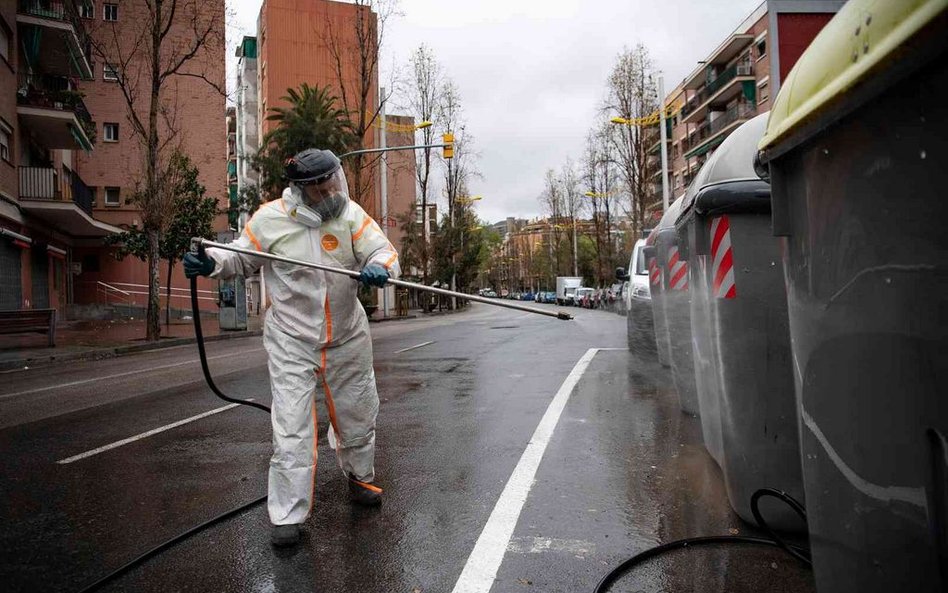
[616,238,654,354]
[521,291,535,301]
[574,287,594,307]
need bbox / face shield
[297,167,350,222]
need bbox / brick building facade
[72,0,227,314]
[254,0,415,247]
[1,0,118,316]
[647,0,844,211]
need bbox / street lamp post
[658,74,670,211]
[379,88,390,317]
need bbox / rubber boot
[348,476,383,507]
[271,523,301,547]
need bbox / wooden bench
[0,309,57,347]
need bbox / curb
[368,314,419,323]
[0,329,264,372]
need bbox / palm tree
[253,83,356,200]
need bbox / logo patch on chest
[321,233,340,251]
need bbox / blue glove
[183,250,216,278]
[359,263,389,287]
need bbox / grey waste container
[643,242,671,368]
[651,196,699,416]
[758,1,948,590]
[678,113,803,531]
[675,190,725,467]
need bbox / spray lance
[190,237,574,321]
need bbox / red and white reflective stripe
[710,215,736,299]
[648,257,661,287]
[667,246,688,291]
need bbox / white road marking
[0,348,265,401]
[450,348,601,593]
[56,402,250,464]
[507,536,596,556]
[394,341,435,354]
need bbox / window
[103,3,118,21]
[104,187,120,207]
[0,18,10,64]
[103,64,119,81]
[635,247,647,275]
[89,187,97,206]
[103,123,119,142]
[0,124,10,163]
[80,2,95,19]
[757,76,770,105]
[755,35,767,60]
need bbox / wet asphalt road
[0,302,814,593]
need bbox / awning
[685,134,726,159]
[18,200,122,238]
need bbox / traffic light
[442,132,454,159]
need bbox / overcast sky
[227,0,762,223]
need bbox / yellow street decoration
[611,101,683,127]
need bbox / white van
[617,239,654,351]
[624,239,650,308]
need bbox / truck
[555,276,582,306]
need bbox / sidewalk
[0,316,264,371]
[0,304,464,371]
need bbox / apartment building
[648,0,844,209]
[70,0,226,313]
[0,0,119,315]
[254,0,415,232]
[234,35,257,231]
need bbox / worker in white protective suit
[183,149,399,547]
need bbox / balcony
[683,102,757,159]
[681,63,755,125]
[682,34,753,90]
[16,0,93,79]
[16,74,96,151]
[18,166,118,237]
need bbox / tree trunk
[165,259,173,327]
[144,2,162,342]
[146,229,161,341]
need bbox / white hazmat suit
[206,185,399,525]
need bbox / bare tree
[402,44,444,290]
[582,124,621,285]
[603,44,658,238]
[560,158,583,278]
[539,168,563,277]
[86,0,224,341]
[438,79,479,305]
[323,0,398,211]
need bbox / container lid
[759,0,947,155]
[677,113,770,225]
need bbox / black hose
[74,494,267,593]
[74,278,271,593]
[594,488,811,593]
[189,277,271,414]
